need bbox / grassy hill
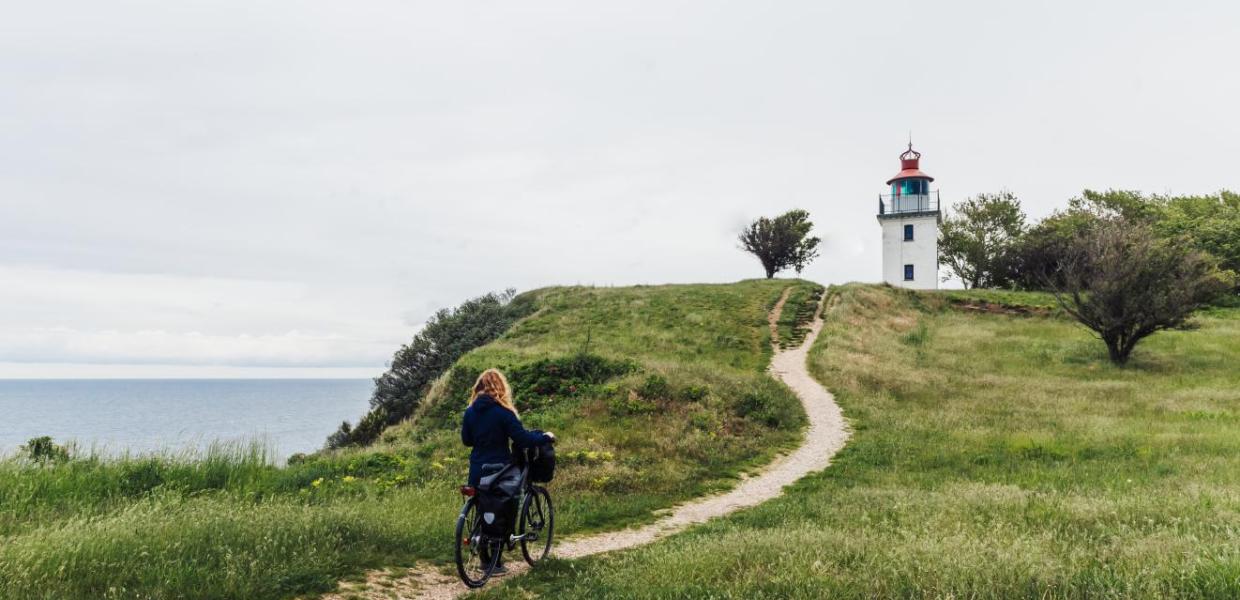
[482,284,1240,599]
[0,279,820,600]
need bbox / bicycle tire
[519,485,554,564]
[455,496,501,588]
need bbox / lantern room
[881,144,939,214]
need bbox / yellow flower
[342,476,357,483]
[311,478,323,488]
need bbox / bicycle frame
[461,458,535,544]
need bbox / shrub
[680,384,709,402]
[636,374,671,401]
[22,436,69,464]
[509,354,636,407]
[733,380,804,429]
[608,390,658,416]
[689,408,722,432]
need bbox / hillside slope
[486,284,1240,599]
[0,280,821,600]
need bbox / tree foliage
[326,289,537,448]
[1153,190,1240,287]
[1048,217,1232,365]
[1011,208,1100,290]
[1017,189,1240,292]
[938,191,1027,289]
[737,209,821,279]
[22,436,70,464]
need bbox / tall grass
[480,284,1240,599]
[0,279,818,599]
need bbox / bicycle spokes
[456,498,501,588]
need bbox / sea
[0,379,373,462]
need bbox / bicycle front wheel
[519,485,554,564]
[455,496,501,588]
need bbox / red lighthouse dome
[886,143,934,185]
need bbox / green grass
[480,283,1240,599]
[942,288,1061,314]
[774,282,825,348]
[378,280,814,533]
[0,279,818,599]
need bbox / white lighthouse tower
[878,143,940,289]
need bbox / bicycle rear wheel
[455,497,501,588]
[519,485,554,564]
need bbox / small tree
[22,436,70,464]
[1049,218,1231,365]
[738,209,821,279]
[938,191,1026,289]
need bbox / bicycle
[454,447,555,588]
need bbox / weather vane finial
[908,130,913,150]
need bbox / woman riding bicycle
[461,368,554,574]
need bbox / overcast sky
[2,1,1237,378]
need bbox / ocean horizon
[0,378,373,461]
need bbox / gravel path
[324,287,850,600]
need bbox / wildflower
[342,475,357,483]
[311,478,323,488]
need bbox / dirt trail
[324,287,850,600]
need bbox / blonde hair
[469,368,518,417]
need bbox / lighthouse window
[900,180,925,196]
[904,224,914,241]
[904,264,915,281]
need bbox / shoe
[489,564,509,576]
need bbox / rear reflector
[460,486,476,497]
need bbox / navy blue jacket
[461,395,551,486]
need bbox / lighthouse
[878,143,940,289]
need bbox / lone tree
[938,191,1026,289]
[1049,217,1231,365]
[738,209,821,279]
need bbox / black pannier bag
[522,442,556,483]
[476,463,520,537]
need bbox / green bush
[607,390,658,416]
[636,374,671,401]
[679,384,708,402]
[21,436,69,464]
[509,354,636,407]
[733,380,803,429]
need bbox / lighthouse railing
[878,190,939,215]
